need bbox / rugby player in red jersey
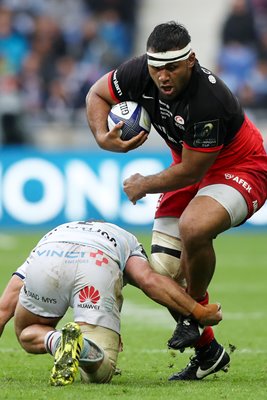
[86,21,267,380]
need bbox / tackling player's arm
[123,147,220,204]
[124,256,222,326]
[86,73,147,153]
[0,275,24,337]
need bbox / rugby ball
[108,101,151,141]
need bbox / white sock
[44,330,61,355]
[44,330,90,358]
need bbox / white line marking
[0,234,17,249]
[122,300,267,323]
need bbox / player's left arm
[0,275,24,337]
[125,256,222,326]
[123,147,220,204]
[86,73,147,153]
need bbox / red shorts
[155,117,267,222]
[155,168,267,222]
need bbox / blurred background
[0,0,266,231]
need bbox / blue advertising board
[0,147,266,231]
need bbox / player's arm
[86,73,147,152]
[123,147,220,204]
[0,274,24,337]
[124,256,222,326]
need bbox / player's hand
[123,173,147,204]
[98,122,148,153]
[198,303,222,326]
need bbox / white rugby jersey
[14,221,147,279]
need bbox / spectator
[0,1,138,143]
[217,0,264,107]
[0,6,29,144]
[238,57,267,108]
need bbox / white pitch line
[1,348,266,355]
[0,234,17,249]
[121,301,267,323]
[139,348,267,354]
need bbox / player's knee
[79,349,115,384]
[179,215,205,245]
[79,324,119,384]
[18,327,35,353]
[151,231,185,285]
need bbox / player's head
[146,21,195,100]
[146,21,191,53]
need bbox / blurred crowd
[1,0,267,146]
[217,0,267,111]
[0,0,138,144]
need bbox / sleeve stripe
[12,272,25,280]
[108,71,120,103]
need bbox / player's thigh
[73,252,123,335]
[180,195,231,240]
[180,184,248,239]
[14,303,60,338]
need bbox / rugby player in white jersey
[0,220,222,386]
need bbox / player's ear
[188,52,195,68]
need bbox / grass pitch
[0,230,266,400]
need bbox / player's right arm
[0,274,24,337]
[124,256,222,326]
[86,73,147,152]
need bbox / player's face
[148,53,195,100]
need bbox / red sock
[195,292,214,349]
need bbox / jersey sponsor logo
[193,120,219,147]
[78,285,100,310]
[36,249,86,259]
[174,115,186,131]
[113,70,123,97]
[96,229,117,247]
[202,123,214,136]
[159,99,170,108]
[103,296,115,312]
[90,249,109,266]
[174,115,185,125]
[23,286,57,303]
[208,75,216,84]
[224,174,252,192]
[252,200,258,213]
[201,67,211,75]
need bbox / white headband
[147,43,192,67]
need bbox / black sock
[196,338,220,359]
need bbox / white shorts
[19,242,123,334]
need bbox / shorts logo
[24,286,57,304]
[79,285,100,304]
[252,200,258,213]
[90,249,109,266]
[224,174,252,192]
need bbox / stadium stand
[0,0,266,148]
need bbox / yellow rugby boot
[50,322,83,386]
